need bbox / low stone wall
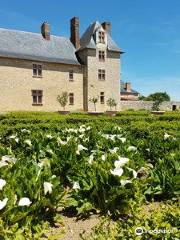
[120,101,180,111]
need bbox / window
[98,69,106,80]
[99,51,105,61]
[98,31,105,43]
[69,93,74,105]
[32,90,43,105]
[100,92,105,104]
[33,64,42,77]
[69,70,74,81]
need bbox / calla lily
[110,168,123,177]
[119,137,126,143]
[127,167,137,178]
[44,182,53,195]
[120,179,132,186]
[0,179,6,190]
[24,139,32,146]
[0,198,8,210]
[114,157,129,168]
[18,197,32,206]
[164,133,170,140]
[101,154,106,161]
[109,147,119,154]
[73,182,80,189]
[46,134,53,139]
[88,154,94,164]
[1,155,17,164]
[76,144,88,155]
[127,146,137,151]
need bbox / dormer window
[98,31,105,43]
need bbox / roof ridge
[0,27,67,39]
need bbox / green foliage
[57,92,68,110]
[106,98,117,110]
[83,201,180,239]
[146,92,170,101]
[0,111,179,237]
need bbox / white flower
[109,147,119,154]
[127,146,137,151]
[164,133,170,140]
[46,134,53,139]
[110,168,123,177]
[51,175,56,179]
[145,148,150,152]
[0,161,8,168]
[1,155,17,165]
[120,179,132,186]
[9,135,16,139]
[0,179,6,190]
[44,182,53,195]
[86,126,91,131]
[127,167,137,178]
[0,198,8,210]
[114,157,129,168]
[73,182,80,190]
[119,138,126,143]
[18,197,32,206]
[88,154,94,164]
[21,129,31,133]
[76,144,88,155]
[101,154,106,161]
[57,137,67,145]
[24,139,32,146]
[46,149,54,155]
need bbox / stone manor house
[0,17,123,112]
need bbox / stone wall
[0,57,84,112]
[120,100,180,111]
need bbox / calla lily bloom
[76,144,88,155]
[18,197,32,206]
[0,179,6,190]
[73,182,80,190]
[127,146,137,151]
[0,198,8,210]
[114,157,129,168]
[120,179,132,186]
[44,182,53,195]
[110,168,123,177]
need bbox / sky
[0,0,180,100]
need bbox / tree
[107,98,117,110]
[57,92,68,111]
[89,97,98,112]
[146,92,170,101]
[148,92,170,111]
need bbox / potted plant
[57,92,69,114]
[106,98,118,116]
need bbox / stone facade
[120,100,180,111]
[0,18,122,112]
[0,57,84,112]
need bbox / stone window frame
[100,92,105,104]
[31,90,43,106]
[98,51,105,62]
[69,93,74,105]
[98,69,106,80]
[69,70,74,81]
[98,31,105,43]
[33,64,42,77]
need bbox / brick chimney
[125,82,131,92]
[102,22,111,35]
[41,22,50,40]
[70,17,80,49]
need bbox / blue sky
[0,0,180,100]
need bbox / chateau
[0,17,123,112]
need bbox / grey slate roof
[78,21,123,53]
[121,81,139,94]
[0,28,80,65]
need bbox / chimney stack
[41,22,50,40]
[125,82,131,92]
[102,22,111,35]
[70,17,80,49]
